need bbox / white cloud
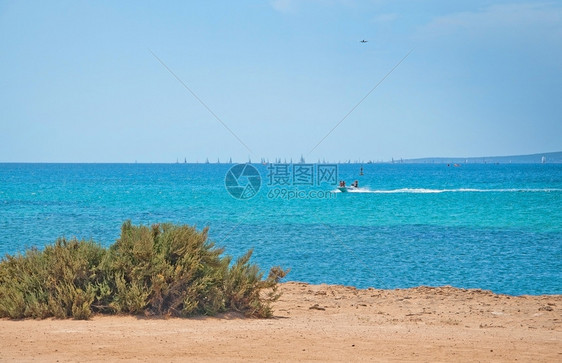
[270,0,295,13]
[418,2,562,41]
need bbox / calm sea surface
[1,163,561,295]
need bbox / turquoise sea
[1,163,561,295]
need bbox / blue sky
[1,0,561,162]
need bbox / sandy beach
[1,282,560,362]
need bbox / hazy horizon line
[1,150,560,165]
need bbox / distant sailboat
[541,156,546,164]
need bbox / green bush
[0,221,287,320]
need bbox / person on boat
[353,180,358,188]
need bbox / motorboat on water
[337,185,357,193]
[337,180,359,193]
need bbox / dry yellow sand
[1,282,560,362]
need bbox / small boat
[337,185,357,193]
[337,181,359,192]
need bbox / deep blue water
[1,163,561,295]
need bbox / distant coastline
[1,151,561,164]
[401,151,562,164]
